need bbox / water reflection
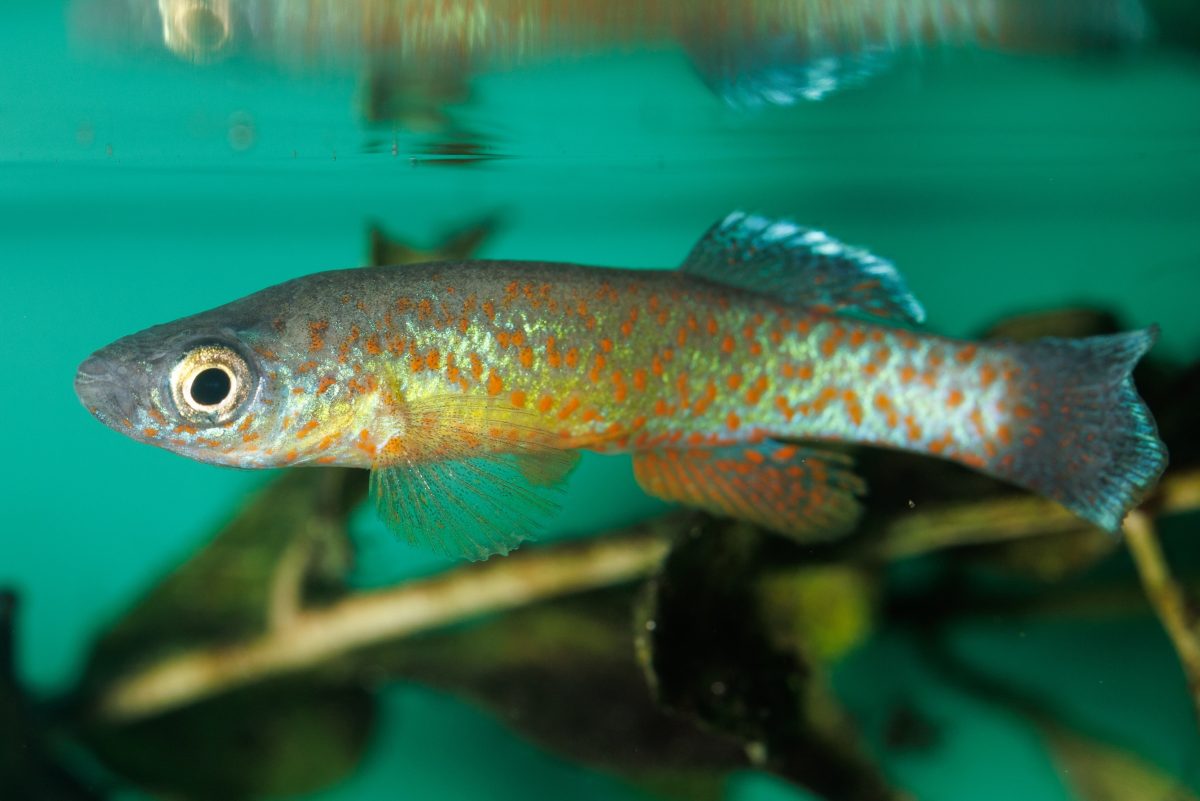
[73,0,1150,109]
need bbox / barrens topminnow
[74,0,1149,106]
[75,212,1167,560]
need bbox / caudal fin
[994,328,1166,531]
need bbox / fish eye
[169,344,253,423]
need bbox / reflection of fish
[76,213,1166,560]
[368,217,500,267]
[77,0,1149,106]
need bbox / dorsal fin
[681,211,925,325]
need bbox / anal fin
[632,442,865,542]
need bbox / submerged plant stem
[876,469,1200,559]
[1124,510,1200,723]
[93,470,1200,726]
[96,531,671,724]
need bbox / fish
[73,0,1149,107]
[75,212,1168,560]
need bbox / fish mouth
[74,352,136,426]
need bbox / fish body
[76,213,1167,558]
[79,0,1148,105]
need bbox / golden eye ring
[169,344,253,424]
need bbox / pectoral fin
[633,442,865,542]
[370,395,577,561]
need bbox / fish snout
[74,353,137,423]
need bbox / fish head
[75,312,291,467]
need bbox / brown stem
[95,532,670,724]
[91,469,1200,727]
[1124,510,1200,723]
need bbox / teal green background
[2,3,1199,800]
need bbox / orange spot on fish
[633,369,648,392]
[905,415,922,443]
[946,389,964,408]
[775,395,793,421]
[510,390,527,408]
[745,376,769,405]
[537,394,555,413]
[997,424,1013,445]
[600,338,613,353]
[469,353,483,380]
[519,346,534,370]
[308,321,329,352]
[727,373,743,390]
[957,345,978,364]
[426,349,441,370]
[589,354,607,383]
[849,329,866,348]
[142,428,158,438]
[726,412,741,430]
[297,420,319,438]
[773,445,798,461]
[980,364,998,388]
[899,366,917,384]
[651,355,664,376]
[565,348,579,369]
[486,371,504,396]
[297,360,318,373]
[365,335,382,355]
[676,372,690,406]
[813,387,838,413]
[744,449,765,464]
[692,381,716,415]
[482,300,496,321]
[843,390,863,426]
[317,376,336,394]
[558,396,580,420]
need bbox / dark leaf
[1,591,107,801]
[80,468,364,690]
[81,679,373,801]
[356,585,744,801]
[639,519,903,801]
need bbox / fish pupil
[191,367,231,406]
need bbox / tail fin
[995,328,1166,531]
